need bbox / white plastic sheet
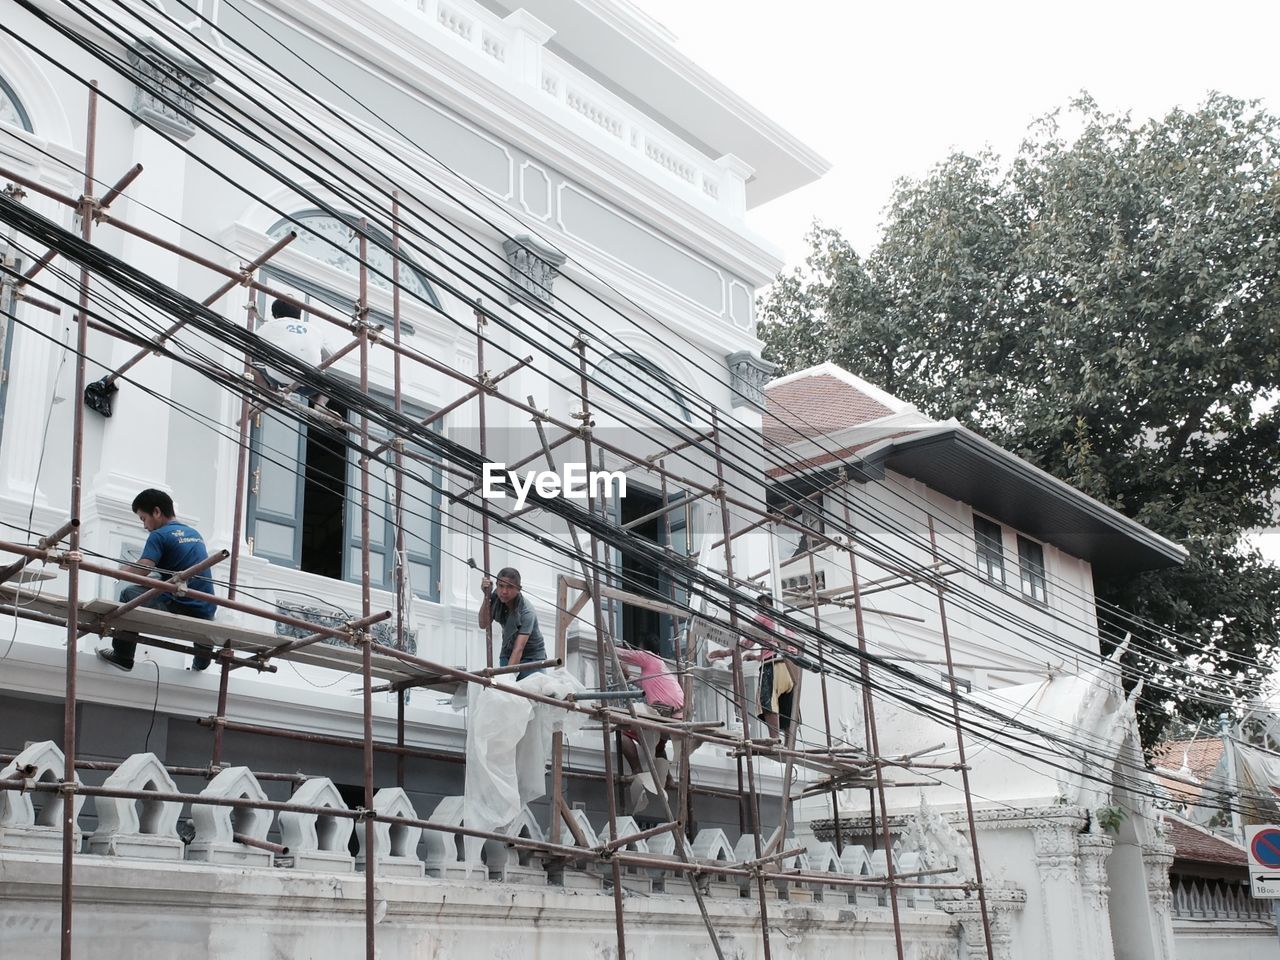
[463,668,588,839]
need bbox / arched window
[267,210,440,309]
[0,74,32,133]
[596,352,692,424]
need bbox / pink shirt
[617,648,684,713]
[743,613,797,661]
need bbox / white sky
[635,0,1280,564]
[635,0,1280,266]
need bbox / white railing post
[502,10,555,90]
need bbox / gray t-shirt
[488,592,547,663]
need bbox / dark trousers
[112,584,216,669]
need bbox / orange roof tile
[1151,738,1225,782]
[763,373,894,444]
[1163,817,1248,867]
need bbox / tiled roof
[763,373,894,444]
[1151,738,1224,782]
[1163,817,1247,867]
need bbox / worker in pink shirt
[616,645,683,787]
[708,594,798,740]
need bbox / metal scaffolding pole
[711,411,773,960]
[356,223,377,960]
[574,335,627,960]
[928,515,995,959]
[840,493,907,960]
[58,79,98,960]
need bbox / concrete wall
[1173,921,1278,960]
[0,851,960,960]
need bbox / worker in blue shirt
[97,489,217,672]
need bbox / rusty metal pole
[226,289,260,600]
[661,458,694,839]
[928,516,995,959]
[59,80,97,960]
[840,495,907,960]
[574,336,627,960]
[711,411,773,960]
[807,530,843,853]
[357,223,376,960]
[391,194,408,788]
[476,300,494,669]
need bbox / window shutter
[247,410,307,567]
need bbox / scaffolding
[0,84,997,960]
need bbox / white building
[759,364,1275,960]
[2,2,1264,959]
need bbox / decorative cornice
[814,804,1090,841]
[127,40,213,142]
[276,601,418,654]
[726,351,774,409]
[502,234,566,305]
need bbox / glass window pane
[973,516,1005,585]
[1017,535,1047,603]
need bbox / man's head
[271,299,303,320]
[495,567,522,605]
[132,488,175,532]
[757,593,774,608]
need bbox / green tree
[760,94,1280,742]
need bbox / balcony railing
[400,0,749,215]
[1171,877,1273,923]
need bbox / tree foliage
[759,94,1280,741]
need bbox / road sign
[1245,826,1280,898]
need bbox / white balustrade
[398,0,746,215]
[0,741,85,854]
[358,787,425,878]
[87,752,183,860]
[277,777,355,872]
[187,766,274,866]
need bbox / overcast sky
[636,0,1280,268]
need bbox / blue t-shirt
[140,520,217,618]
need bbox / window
[596,352,692,424]
[243,212,444,598]
[777,499,825,560]
[614,485,692,658]
[266,211,441,310]
[1017,535,1047,605]
[246,396,442,600]
[973,515,1005,585]
[0,73,33,133]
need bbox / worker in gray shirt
[478,567,547,679]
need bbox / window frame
[0,73,33,133]
[972,513,1006,586]
[1016,534,1048,606]
[244,273,444,601]
[595,351,694,426]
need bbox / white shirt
[255,317,323,386]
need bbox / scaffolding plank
[0,586,451,687]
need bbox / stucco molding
[725,351,774,409]
[127,39,213,142]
